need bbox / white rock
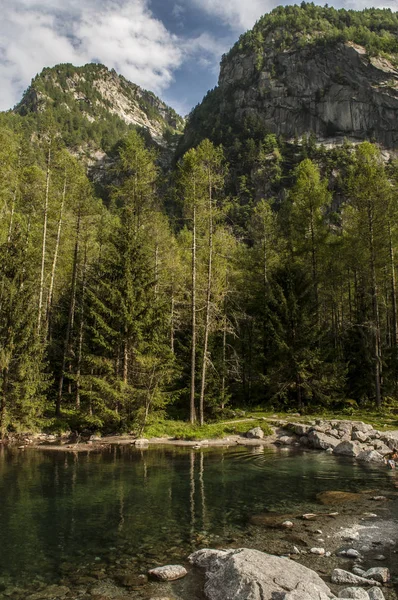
[310,547,325,555]
[189,548,334,600]
[148,565,187,581]
[346,549,361,558]
[368,589,386,600]
[282,521,294,528]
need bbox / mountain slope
[181,4,398,153]
[15,63,184,153]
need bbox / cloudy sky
[0,0,396,116]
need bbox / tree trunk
[190,199,197,424]
[199,172,213,426]
[46,168,67,337]
[368,206,382,408]
[56,205,81,416]
[37,142,51,335]
[0,368,8,438]
[75,240,88,410]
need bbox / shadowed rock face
[189,40,398,150]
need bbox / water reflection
[0,444,396,587]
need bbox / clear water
[0,444,397,590]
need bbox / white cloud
[190,0,276,31]
[0,0,184,110]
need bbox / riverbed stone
[26,585,70,600]
[338,588,369,599]
[189,548,334,600]
[333,441,362,457]
[331,569,379,586]
[310,547,325,555]
[246,427,264,439]
[148,565,187,581]
[362,568,389,584]
[346,549,361,558]
[317,491,362,505]
[277,436,297,445]
[292,423,312,436]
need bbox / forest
[1,103,398,438]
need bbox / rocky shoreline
[5,418,398,460]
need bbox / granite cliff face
[181,5,398,154]
[217,39,398,148]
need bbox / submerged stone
[148,565,187,581]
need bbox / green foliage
[226,4,398,63]
[143,418,273,440]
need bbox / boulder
[331,569,379,586]
[293,423,312,436]
[246,427,264,439]
[189,548,334,600]
[134,438,149,446]
[277,435,297,446]
[352,422,374,434]
[148,565,187,581]
[368,589,386,600]
[338,589,369,599]
[333,441,361,457]
[356,450,384,464]
[362,568,389,584]
[308,430,340,450]
[352,431,369,443]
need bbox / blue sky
[0,0,396,115]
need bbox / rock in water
[246,427,264,439]
[148,565,187,581]
[189,548,334,600]
[333,441,361,457]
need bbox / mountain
[181,4,398,154]
[15,63,184,163]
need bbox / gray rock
[189,548,334,600]
[246,427,264,439]
[308,430,340,450]
[352,422,374,434]
[362,567,390,584]
[357,450,384,464]
[368,589,386,600]
[352,431,368,443]
[333,441,362,457]
[293,423,312,436]
[338,588,369,599]
[373,555,386,561]
[134,438,149,446]
[346,549,361,558]
[331,569,379,586]
[352,567,366,576]
[277,436,296,446]
[148,565,187,581]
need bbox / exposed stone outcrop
[217,42,398,150]
[189,548,334,600]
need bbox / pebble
[310,547,325,555]
[302,513,317,520]
[352,566,366,576]
[282,521,294,528]
[373,555,386,561]
[148,565,187,581]
[371,496,387,502]
[291,547,300,554]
